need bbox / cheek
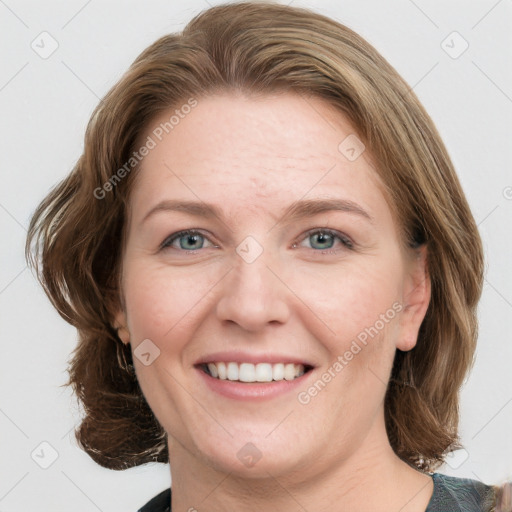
[288,254,404,352]
[123,260,219,341]
[292,260,402,421]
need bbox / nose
[215,252,291,332]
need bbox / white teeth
[239,363,256,382]
[284,363,296,381]
[203,362,307,382]
[255,363,273,382]
[217,362,227,380]
[227,362,239,381]
[207,363,218,378]
[272,363,284,381]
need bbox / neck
[168,413,434,512]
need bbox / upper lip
[194,351,315,367]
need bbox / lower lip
[195,366,313,401]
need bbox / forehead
[129,91,390,224]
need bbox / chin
[195,431,307,478]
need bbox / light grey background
[1,0,511,510]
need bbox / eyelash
[160,228,354,253]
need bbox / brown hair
[26,1,484,473]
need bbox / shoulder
[137,488,171,512]
[426,472,496,512]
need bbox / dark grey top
[137,472,496,512]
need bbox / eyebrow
[141,198,374,225]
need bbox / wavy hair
[26,1,484,475]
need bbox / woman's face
[116,91,429,478]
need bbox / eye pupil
[180,233,203,250]
[311,232,334,250]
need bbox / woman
[26,2,511,511]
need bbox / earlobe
[113,310,131,345]
[396,244,431,352]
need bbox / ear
[113,309,131,345]
[396,244,430,352]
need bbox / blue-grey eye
[298,229,353,251]
[162,230,210,251]
[309,231,335,250]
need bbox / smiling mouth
[198,362,313,383]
